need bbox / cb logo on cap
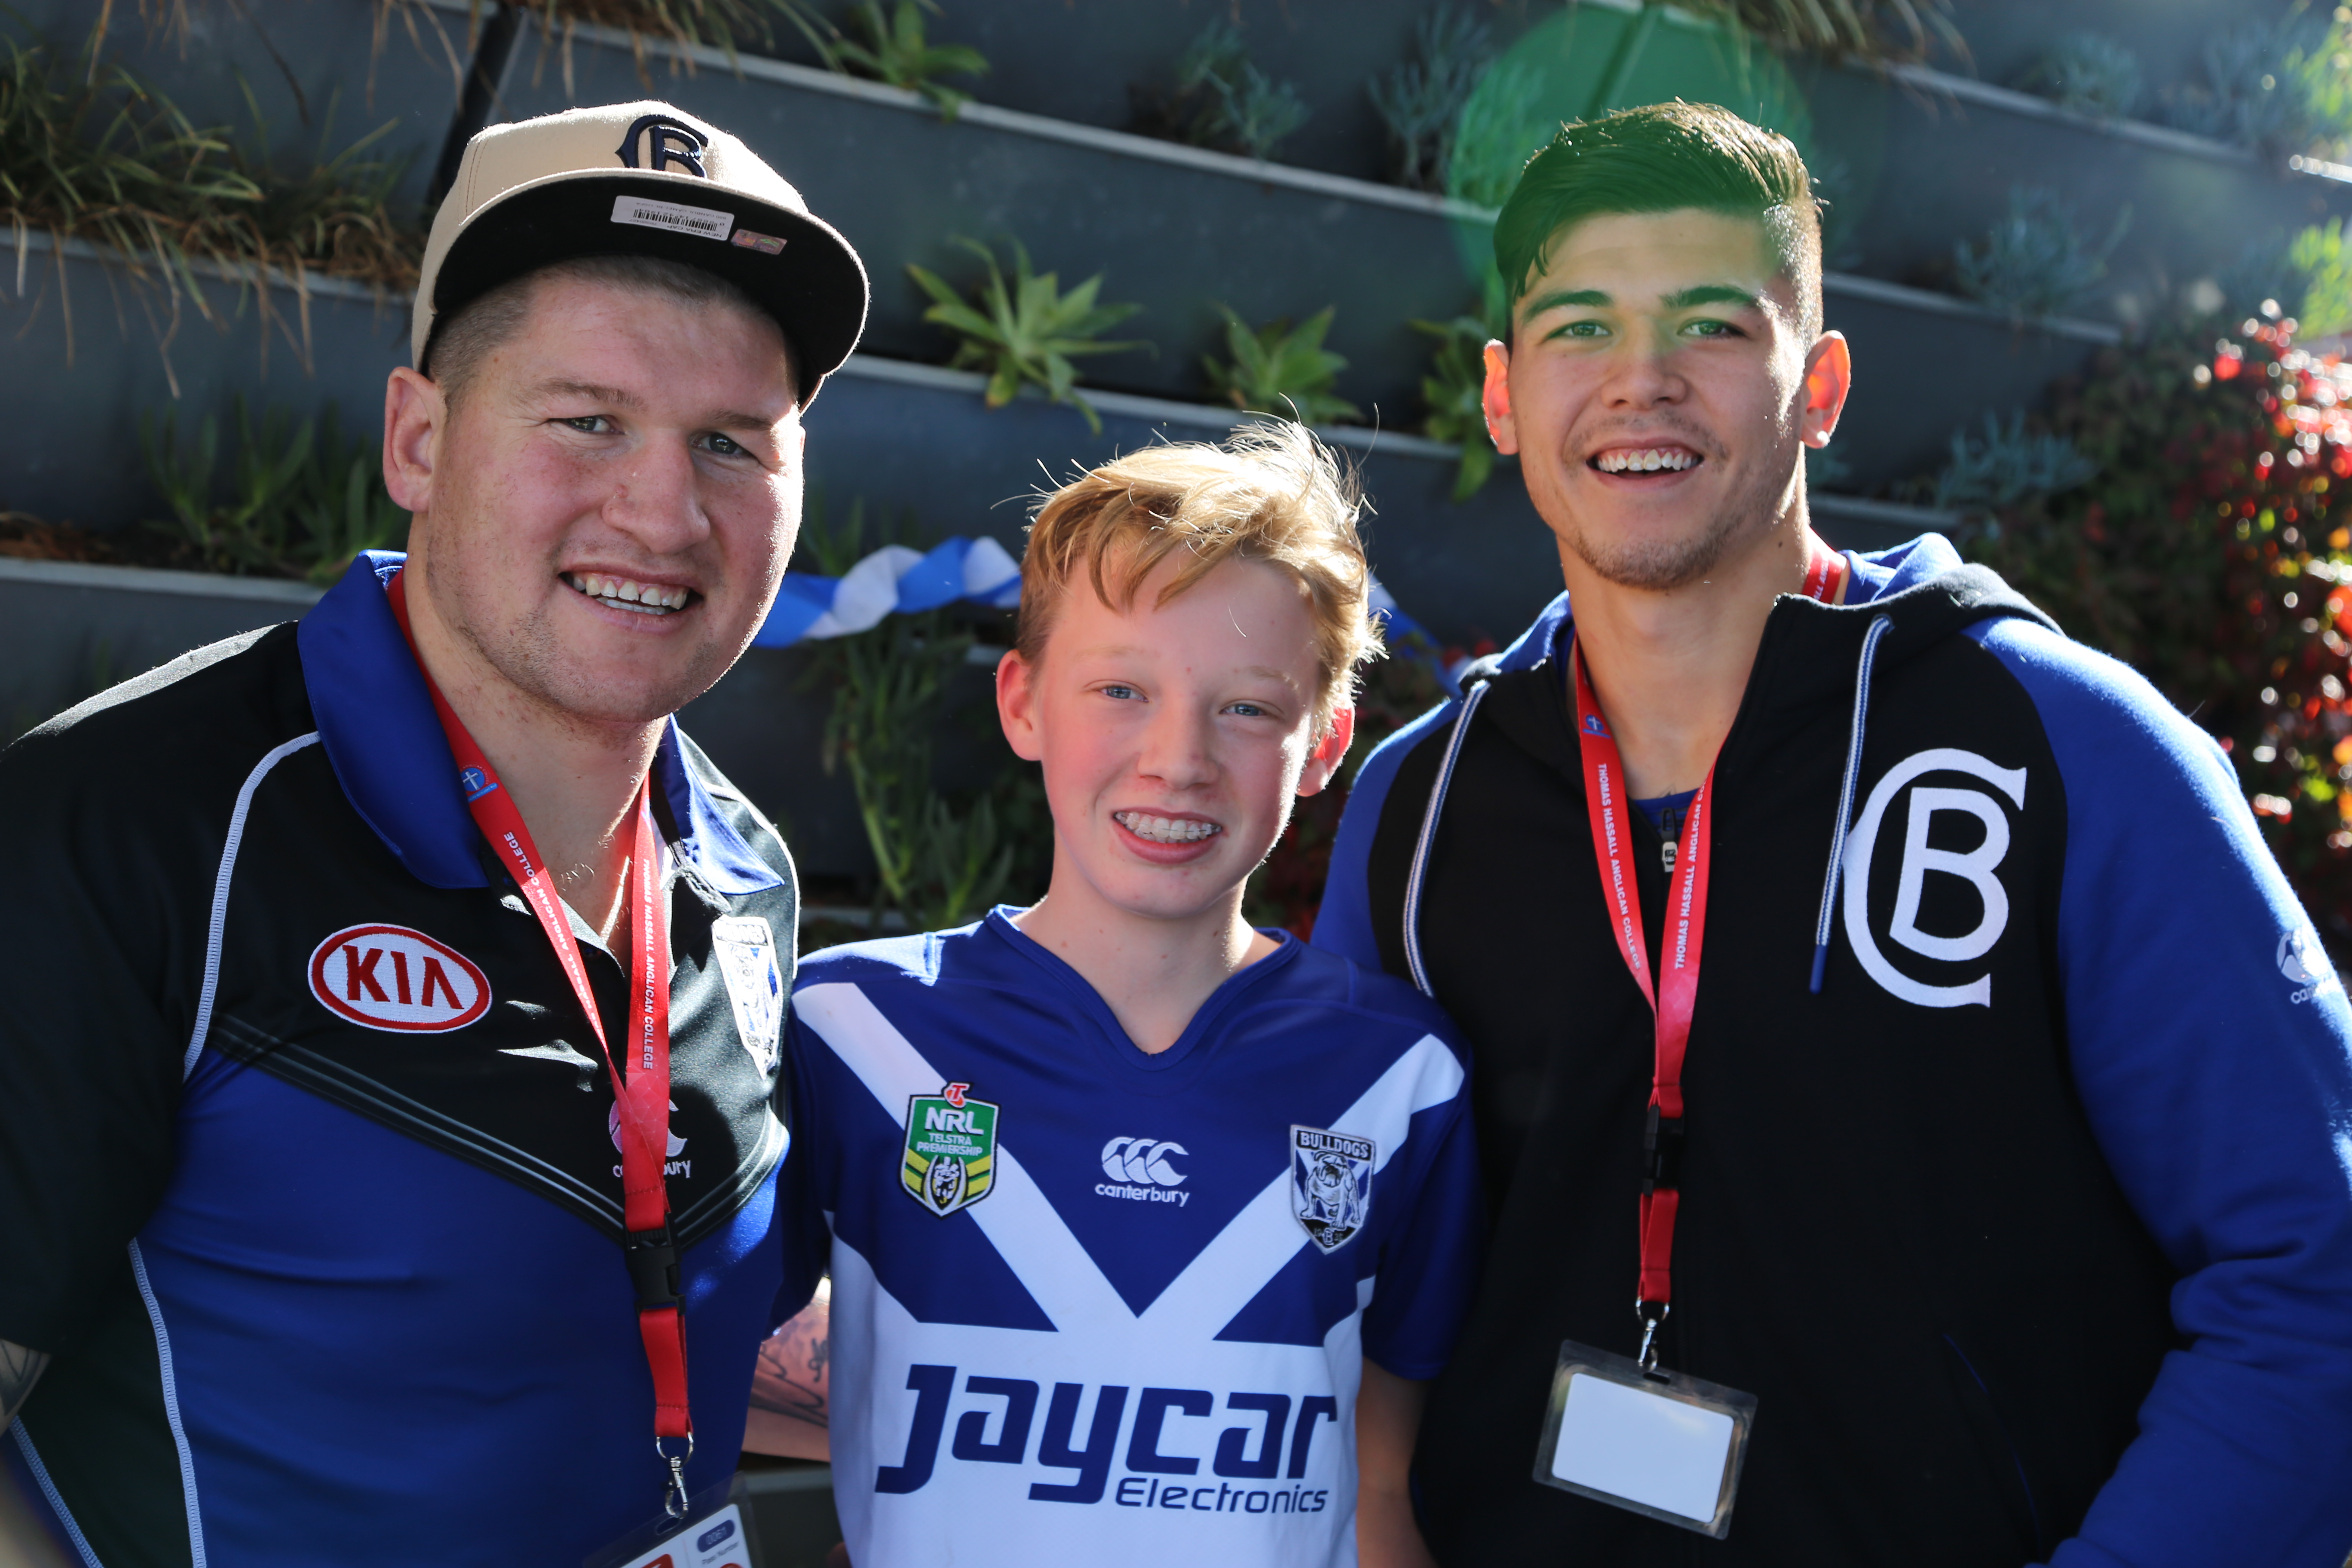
[616,115,708,177]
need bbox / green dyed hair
[1494,101,1823,337]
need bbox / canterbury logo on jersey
[2278,923,2343,1004]
[1841,748,2026,1009]
[1097,1136,1191,1206]
[872,1365,1341,1513]
[307,924,491,1032]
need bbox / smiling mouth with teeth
[565,572,694,615]
[1114,811,1222,845]
[1593,447,1700,474]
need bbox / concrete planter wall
[0,558,320,737]
[490,22,1493,426]
[0,237,412,527]
[1931,0,2303,96]
[726,0,2300,193]
[681,0,2343,336]
[724,0,1552,187]
[12,0,2290,530]
[492,21,2135,493]
[1794,58,2347,326]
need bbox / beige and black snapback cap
[413,101,868,393]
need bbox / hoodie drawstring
[1403,680,1494,997]
[1810,614,1894,994]
[1405,611,1891,1001]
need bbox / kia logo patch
[308,924,492,1032]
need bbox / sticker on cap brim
[730,229,786,254]
[610,193,734,242]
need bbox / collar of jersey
[981,906,1302,1071]
[297,552,781,894]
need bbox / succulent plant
[1151,20,1311,162]
[1954,185,2129,322]
[1932,410,2097,515]
[1367,5,1495,193]
[906,237,1148,435]
[2017,32,2144,122]
[1203,305,1360,427]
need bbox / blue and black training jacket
[1316,535,2352,1568]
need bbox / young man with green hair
[1317,101,2352,1565]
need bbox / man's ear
[383,367,445,515]
[1297,704,1356,799]
[1481,341,1519,456]
[1799,331,1852,451]
[996,648,1045,763]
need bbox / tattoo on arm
[0,1340,50,1431]
[748,1307,828,1430]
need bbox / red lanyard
[1800,539,1848,605]
[1573,536,1844,1357]
[385,574,695,1501]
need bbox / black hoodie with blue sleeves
[1316,535,2352,1567]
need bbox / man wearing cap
[0,101,863,1564]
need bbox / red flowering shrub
[1968,311,2352,943]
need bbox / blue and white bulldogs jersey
[784,911,1483,1568]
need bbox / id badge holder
[1531,1339,1757,1538]
[585,1479,761,1568]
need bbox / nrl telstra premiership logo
[903,1081,999,1218]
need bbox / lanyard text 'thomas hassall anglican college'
[387,572,695,1517]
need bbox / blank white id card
[585,1490,756,1568]
[1531,1340,1757,1537]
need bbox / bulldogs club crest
[1290,1126,1375,1252]
[903,1082,999,1218]
[710,916,783,1076]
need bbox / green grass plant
[1204,305,1359,427]
[1704,0,1961,63]
[2,34,420,378]
[907,236,1147,435]
[794,499,1041,929]
[294,419,414,585]
[512,0,829,88]
[819,0,988,118]
[140,396,408,582]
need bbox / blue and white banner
[753,536,1023,648]
[753,536,1451,691]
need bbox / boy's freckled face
[999,554,1347,925]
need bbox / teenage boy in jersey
[775,425,1483,1567]
[1315,102,2352,1565]
[0,101,866,1562]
